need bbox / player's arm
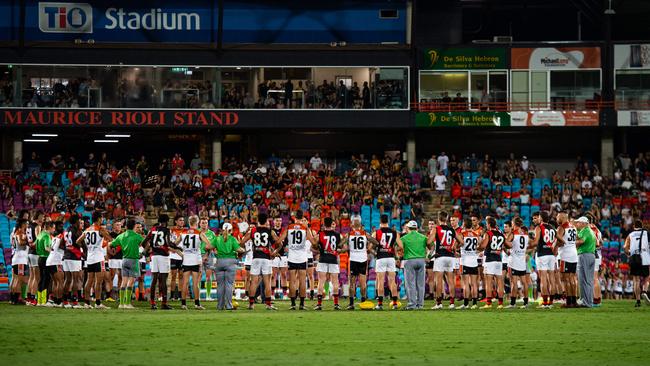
[75,229,88,245]
[529,226,540,250]
[624,236,630,255]
[141,230,153,251]
[99,227,113,245]
[478,232,489,251]
[305,228,317,245]
[366,233,378,252]
[395,233,403,253]
[555,226,565,248]
[270,230,287,257]
[426,226,436,246]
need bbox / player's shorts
[433,256,455,272]
[12,264,29,276]
[108,259,123,269]
[559,260,577,274]
[62,259,82,272]
[170,259,183,270]
[28,254,39,267]
[86,261,105,273]
[477,257,483,267]
[288,261,307,271]
[536,255,556,271]
[244,265,251,271]
[375,258,397,273]
[502,263,508,271]
[121,258,140,277]
[630,262,649,277]
[484,261,503,276]
[454,258,460,270]
[183,265,200,273]
[425,260,434,270]
[151,255,171,274]
[272,256,289,268]
[508,268,527,277]
[316,262,339,274]
[47,264,63,275]
[461,265,478,275]
[349,261,368,276]
[307,258,314,268]
[250,258,272,276]
[594,258,602,273]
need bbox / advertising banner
[422,48,507,70]
[415,112,510,127]
[24,0,216,43]
[615,44,650,69]
[617,111,650,126]
[511,47,601,70]
[510,111,599,126]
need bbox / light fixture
[105,134,131,138]
[604,0,615,14]
[94,139,119,143]
[23,139,49,142]
[236,67,242,70]
[32,133,58,137]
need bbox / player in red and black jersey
[374,214,400,310]
[479,216,506,309]
[427,211,460,309]
[62,215,85,308]
[314,217,345,310]
[530,211,558,308]
[141,214,176,310]
[240,213,279,310]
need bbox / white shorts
[272,256,289,268]
[316,262,340,274]
[28,254,39,267]
[537,255,557,271]
[62,259,82,272]
[151,255,171,274]
[375,258,397,273]
[433,257,455,272]
[251,258,272,275]
[594,258,602,273]
[484,261,503,276]
[108,259,123,269]
[454,258,460,270]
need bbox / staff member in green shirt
[203,222,244,310]
[574,216,596,308]
[111,219,144,309]
[35,221,55,306]
[397,220,429,310]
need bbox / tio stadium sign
[38,2,201,33]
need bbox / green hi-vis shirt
[577,226,596,255]
[402,231,427,260]
[110,230,144,260]
[212,234,240,259]
[202,230,218,255]
[35,232,52,257]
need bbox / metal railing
[411,101,616,112]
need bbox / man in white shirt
[437,152,449,176]
[433,171,447,205]
[309,153,323,171]
[427,155,438,189]
[521,156,529,172]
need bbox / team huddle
[8,207,650,310]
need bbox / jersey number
[253,232,269,247]
[380,233,393,248]
[152,231,165,247]
[85,232,99,246]
[324,235,338,252]
[490,236,504,251]
[519,236,526,250]
[183,235,198,249]
[543,230,556,247]
[350,236,366,251]
[289,230,304,245]
[464,237,478,251]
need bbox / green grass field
[1,300,648,366]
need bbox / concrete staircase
[421,185,454,223]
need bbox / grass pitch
[0,300,648,366]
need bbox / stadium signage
[1,110,239,127]
[511,47,601,69]
[615,44,650,69]
[415,112,511,127]
[422,48,507,69]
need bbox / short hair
[438,211,449,222]
[34,210,45,220]
[18,209,30,220]
[540,211,549,223]
[380,214,389,224]
[486,216,497,228]
[43,221,54,229]
[92,210,103,223]
[126,219,137,230]
[463,218,473,229]
[174,214,185,222]
[470,212,479,219]
[532,211,540,218]
[158,214,169,224]
[324,217,333,228]
[68,214,79,226]
[188,215,199,226]
[258,213,268,225]
[634,219,643,228]
[295,210,304,220]
[17,218,29,228]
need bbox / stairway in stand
[420,185,454,225]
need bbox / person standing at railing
[362,81,371,109]
[284,79,293,109]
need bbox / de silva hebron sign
[1,109,239,128]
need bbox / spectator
[433,171,447,205]
[190,154,203,171]
[362,81,371,109]
[437,152,449,176]
[309,153,323,171]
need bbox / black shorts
[462,265,478,275]
[288,262,307,271]
[140,262,146,275]
[183,265,200,273]
[87,262,104,273]
[502,263,508,271]
[245,265,251,271]
[170,259,183,270]
[12,264,29,276]
[509,268,526,276]
[308,258,314,268]
[630,263,650,277]
[559,261,577,274]
[426,261,434,269]
[349,261,368,276]
[48,264,63,275]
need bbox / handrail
[411,101,616,112]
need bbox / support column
[601,130,614,178]
[13,140,22,171]
[212,138,222,171]
[406,133,416,172]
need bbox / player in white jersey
[271,217,289,299]
[456,218,480,309]
[240,221,254,300]
[505,217,530,309]
[624,220,650,307]
[586,214,604,306]
[555,213,579,308]
[10,218,30,305]
[169,215,186,301]
[45,221,65,307]
[344,215,378,310]
[179,215,209,310]
[274,210,317,310]
[77,211,113,309]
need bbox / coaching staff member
[397,220,428,310]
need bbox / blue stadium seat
[471,172,480,185]
[530,206,540,214]
[512,178,522,191]
[481,178,492,191]
[462,172,471,186]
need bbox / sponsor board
[510,111,599,126]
